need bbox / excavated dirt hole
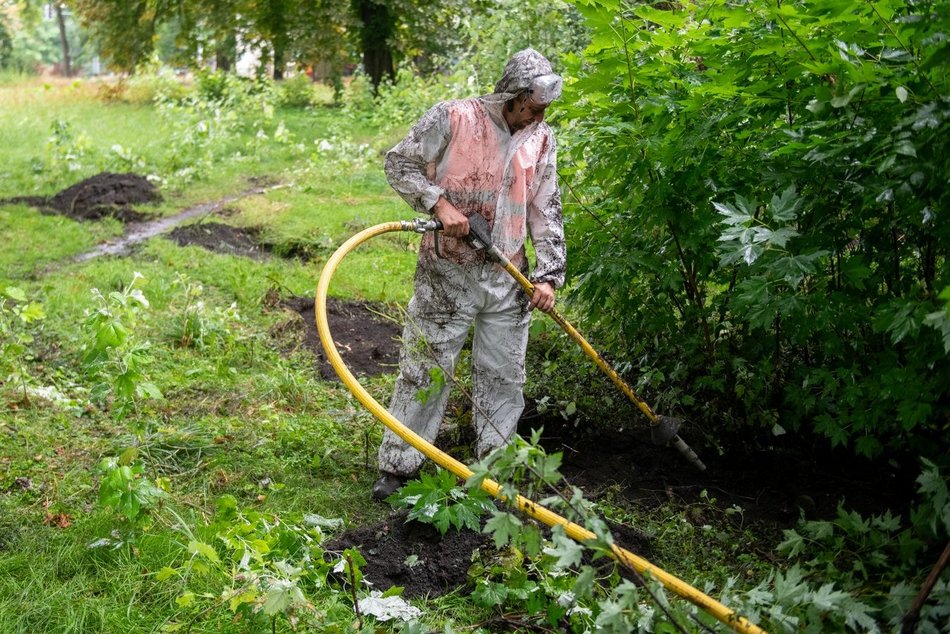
[167,222,268,260]
[165,220,329,263]
[3,172,161,222]
[279,296,402,379]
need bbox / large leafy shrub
[560,0,949,457]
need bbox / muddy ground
[4,172,161,222]
[280,296,402,380]
[326,507,653,599]
[168,222,268,260]
[518,410,915,527]
[328,511,493,598]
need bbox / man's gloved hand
[433,198,469,238]
[530,282,555,313]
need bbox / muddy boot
[372,472,407,502]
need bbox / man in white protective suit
[373,49,566,501]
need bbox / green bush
[0,284,46,401]
[193,68,271,108]
[560,0,950,458]
[126,70,190,104]
[344,63,476,135]
[275,74,316,108]
[97,71,191,106]
[771,459,950,632]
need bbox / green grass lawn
[0,76,429,632]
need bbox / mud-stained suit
[378,49,566,477]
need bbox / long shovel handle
[425,214,706,471]
[491,248,706,472]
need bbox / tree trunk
[353,0,395,90]
[273,43,285,79]
[215,31,236,72]
[215,51,231,73]
[55,3,72,77]
[270,14,288,79]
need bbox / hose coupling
[402,218,443,234]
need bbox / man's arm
[385,102,470,238]
[526,133,566,311]
[384,102,452,215]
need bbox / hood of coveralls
[488,48,563,105]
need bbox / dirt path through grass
[70,182,289,264]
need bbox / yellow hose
[315,222,766,634]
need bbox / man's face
[506,93,547,132]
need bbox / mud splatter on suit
[378,49,566,477]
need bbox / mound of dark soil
[327,511,491,598]
[281,296,401,379]
[168,222,267,260]
[4,172,160,222]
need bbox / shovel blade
[651,416,682,446]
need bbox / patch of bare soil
[280,296,401,380]
[167,222,267,260]
[327,511,491,598]
[4,172,161,222]
[327,509,654,599]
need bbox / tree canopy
[67,0,514,83]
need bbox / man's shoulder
[441,97,485,114]
[416,98,483,121]
[433,98,494,130]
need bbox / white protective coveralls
[378,49,566,477]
